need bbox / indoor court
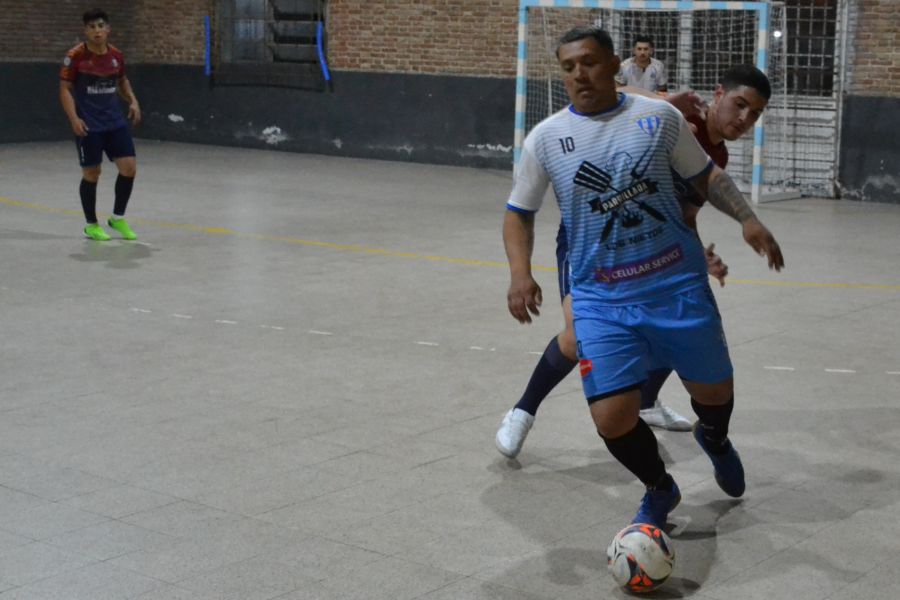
[1,139,899,599]
[1,0,898,597]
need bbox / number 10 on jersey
[559,136,575,154]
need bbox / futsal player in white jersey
[496,70,770,457]
[503,26,784,529]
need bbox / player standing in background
[616,35,668,93]
[502,26,783,529]
[495,65,772,458]
[60,8,141,241]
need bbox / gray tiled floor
[1,140,899,599]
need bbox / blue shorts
[556,222,570,300]
[76,126,135,167]
[574,285,733,401]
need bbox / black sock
[691,396,734,454]
[639,367,672,410]
[514,336,577,416]
[79,178,98,223]
[113,174,135,217]
[602,418,669,489]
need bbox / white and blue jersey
[507,93,732,398]
[507,93,712,310]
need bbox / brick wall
[327,0,518,77]
[2,0,895,92]
[0,0,519,75]
[127,1,214,64]
[847,0,900,96]
[0,0,212,64]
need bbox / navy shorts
[76,126,135,167]
[575,285,733,401]
[556,221,571,300]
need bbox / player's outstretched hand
[507,275,542,324]
[705,243,728,287]
[742,217,784,271]
[70,118,89,137]
[128,102,142,126]
[667,90,707,123]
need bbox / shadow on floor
[69,240,156,269]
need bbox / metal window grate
[215,0,329,89]
[784,0,838,97]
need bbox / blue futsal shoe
[632,479,681,529]
[693,422,745,498]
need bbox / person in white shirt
[616,35,668,93]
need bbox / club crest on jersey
[112,58,119,67]
[637,116,661,136]
[63,56,71,66]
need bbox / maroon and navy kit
[61,43,128,132]
[61,43,135,166]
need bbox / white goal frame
[514,0,778,204]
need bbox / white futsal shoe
[640,400,693,432]
[495,408,535,458]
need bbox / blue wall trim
[204,16,211,77]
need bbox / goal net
[515,0,797,203]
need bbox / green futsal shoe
[84,223,111,241]
[107,217,137,240]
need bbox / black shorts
[556,221,570,300]
[75,126,135,167]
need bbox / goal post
[514,0,796,204]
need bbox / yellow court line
[3,195,899,289]
[725,279,900,290]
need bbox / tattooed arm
[692,166,755,222]
[692,166,785,271]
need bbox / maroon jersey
[676,113,729,207]
[60,43,127,132]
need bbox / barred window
[215,0,328,89]
[784,0,838,96]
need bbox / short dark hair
[556,26,615,58]
[83,9,109,24]
[634,36,654,47]
[720,65,772,101]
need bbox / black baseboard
[0,63,515,170]
[0,63,73,142]
[839,95,900,203]
[6,60,896,199]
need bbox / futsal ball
[606,523,675,593]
